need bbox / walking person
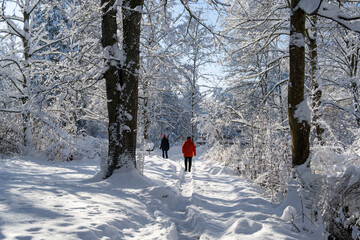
[160,134,170,158]
[182,137,196,172]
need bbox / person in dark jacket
[182,137,196,172]
[160,134,170,158]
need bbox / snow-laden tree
[290,0,360,166]
[320,27,360,130]
[175,11,215,140]
[219,0,360,167]
[0,0,55,154]
[0,0,105,159]
[287,1,360,237]
[138,1,219,144]
[138,0,184,144]
[288,0,310,167]
[220,0,290,138]
[205,0,291,197]
[306,15,325,144]
[189,0,360,236]
[100,0,144,178]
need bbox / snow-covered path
[145,147,306,240]
[0,146,310,239]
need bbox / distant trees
[0,0,215,165]
[138,1,218,143]
[139,0,184,143]
[176,12,215,140]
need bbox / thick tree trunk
[288,0,310,166]
[101,0,143,178]
[119,0,143,168]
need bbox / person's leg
[189,157,192,172]
[165,151,168,159]
[162,150,165,158]
[184,157,188,171]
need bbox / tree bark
[21,5,33,154]
[143,94,149,141]
[101,0,144,178]
[308,15,325,144]
[347,40,360,126]
[288,0,310,166]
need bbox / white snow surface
[298,0,321,14]
[294,100,311,124]
[0,146,311,239]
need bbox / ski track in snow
[0,147,310,239]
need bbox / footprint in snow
[26,227,41,232]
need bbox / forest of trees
[1,0,360,238]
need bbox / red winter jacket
[182,139,196,157]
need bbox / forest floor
[0,145,321,239]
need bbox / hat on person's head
[187,136,191,140]
[163,134,166,138]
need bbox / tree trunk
[142,76,150,141]
[21,5,33,154]
[347,42,360,126]
[101,0,144,178]
[143,95,149,141]
[288,0,310,166]
[308,15,325,144]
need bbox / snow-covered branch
[299,0,360,33]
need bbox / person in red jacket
[182,137,196,172]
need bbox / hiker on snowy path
[182,137,196,172]
[160,134,170,159]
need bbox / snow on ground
[0,145,312,239]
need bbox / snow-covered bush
[311,141,360,239]
[243,126,291,201]
[0,113,22,156]
[201,123,291,202]
[320,167,360,240]
[201,141,241,168]
[30,112,107,162]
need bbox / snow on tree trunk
[288,0,310,167]
[21,2,34,155]
[308,15,325,145]
[101,0,144,178]
[349,44,360,126]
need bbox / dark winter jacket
[160,137,170,151]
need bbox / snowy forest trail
[0,146,309,239]
[151,146,306,240]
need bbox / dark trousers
[162,150,168,159]
[184,157,192,172]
